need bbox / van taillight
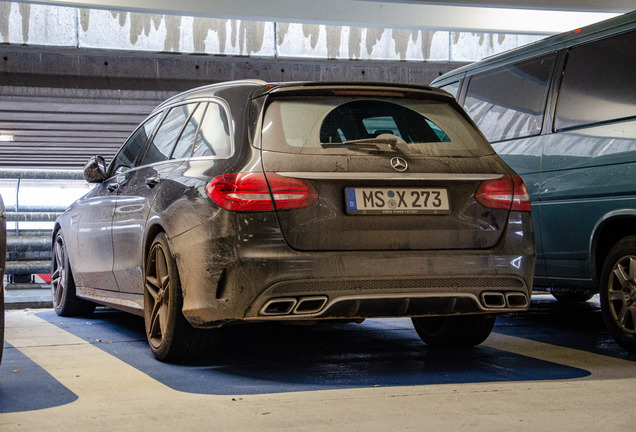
[205,172,318,212]
[475,175,531,212]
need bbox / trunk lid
[258,86,514,251]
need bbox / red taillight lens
[475,174,531,212]
[205,172,318,212]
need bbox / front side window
[109,113,161,175]
[262,96,486,157]
[555,30,636,131]
[463,54,555,142]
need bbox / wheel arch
[51,222,62,247]
[590,210,636,285]
[51,222,70,268]
[144,223,167,262]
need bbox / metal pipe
[3,283,49,291]
[7,236,51,252]
[0,168,83,180]
[6,212,64,222]
[0,168,84,277]
[3,206,69,212]
[4,261,51,275]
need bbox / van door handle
[145,176,161,188]
[107,182,119,192]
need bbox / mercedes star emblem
[390,157,408,172]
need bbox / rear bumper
[246,274,530,322]
[170,212,535,328]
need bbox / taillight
[205,172,318,212]
[475,174,531,212]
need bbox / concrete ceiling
[19,0,632,34]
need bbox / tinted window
[555,30,636,131]
[464,54,555,142]
[320,100,449,144]
[110,113,161,175]
[142,104,194,166]
[192,102,232,158]
[171,103,205,160]
[262,97,490,157]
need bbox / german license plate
[345,187,450,215]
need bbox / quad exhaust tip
[506,292,529,308]
[260,296,328,316]
[481,292,506,308]
[481,291,528,309]
[261,292,527,316]
[294,296,328,314]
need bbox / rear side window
[555,30,636,131]
[463,53,556,143]
[192,102,232,158]
[262,96,490,157]
[171,103,205,160]
[142,104,196,166]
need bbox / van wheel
[411,315,495,347]
[51,231,96,317]
[144,232,220,362]
[600,236,636,352]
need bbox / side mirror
[83,156,107,183]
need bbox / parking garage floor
[1,295,636,431]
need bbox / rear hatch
[258,85,514,251]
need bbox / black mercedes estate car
[52,80,535,361]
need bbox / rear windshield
[261,96,493,157]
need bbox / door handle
[107,182,119,192]
[145,176,161,188]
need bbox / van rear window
[463,53,555,143]
[261,97,492,157]
[555,30,636,131]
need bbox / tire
[144,232,219,362]
[51,231,96,317]
[411,314,496,347]
[551,289,595,303]
[599,236,636,352]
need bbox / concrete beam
[0,44,465,89]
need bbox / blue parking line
[35,310,590,396]
[0,342,78,414]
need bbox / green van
[431,11,636,351]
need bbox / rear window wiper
[321,134,402,150]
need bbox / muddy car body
[52,80,535,361]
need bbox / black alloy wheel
[144,232,219,362]
[51,231,95,316]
